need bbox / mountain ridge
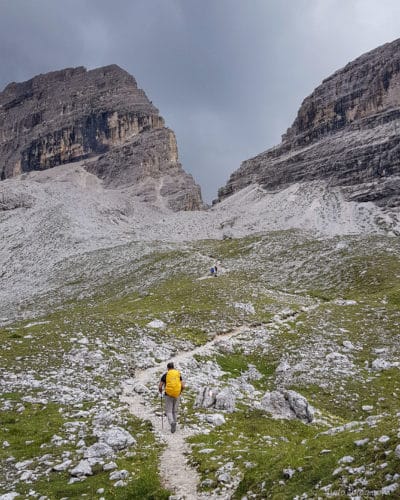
[218,37,400,208]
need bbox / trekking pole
[160,392,164,430]
[181,395,186,429]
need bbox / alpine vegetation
[1,38,400,499]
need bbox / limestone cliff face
[218,38,400,207]
[85,127,203,211]
[0,65,163,178]
[0,65,203,211]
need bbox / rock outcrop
[218,38,400,208]
[0,65,203,211]
[260,390,314,423]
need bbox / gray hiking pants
[165,395,180,425]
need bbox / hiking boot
[171,422,176,433]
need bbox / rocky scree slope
[2,164,398,327]
[0,64,202,211]
[219,37,400,209]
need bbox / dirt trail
[121,325,248,499]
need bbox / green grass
[2,231,400,498]
[189,408,400,499]
[0,397,66,463]
[0,404,170,499]
[195,235,262,260]
[23,424,170,500]
[185,234,400,497]
[214,352,277,392]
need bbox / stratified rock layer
[0,65,161,177]
[218,38,400,208]
[85,127,203,211]
[0,65,203,211]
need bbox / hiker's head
[167,362,174,370]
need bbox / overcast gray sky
[1,0,400,201]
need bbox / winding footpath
[121,325,249,499]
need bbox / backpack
[165,369,182,398]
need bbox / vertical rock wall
[0,65,203,210]
[0,65,163,179]
[218,38,400,208]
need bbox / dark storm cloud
[1,0,400,201]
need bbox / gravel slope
[1,162,399,323]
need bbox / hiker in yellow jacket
[159,361,185,433]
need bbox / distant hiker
[214,262,218,277]
[159,362,185,433]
